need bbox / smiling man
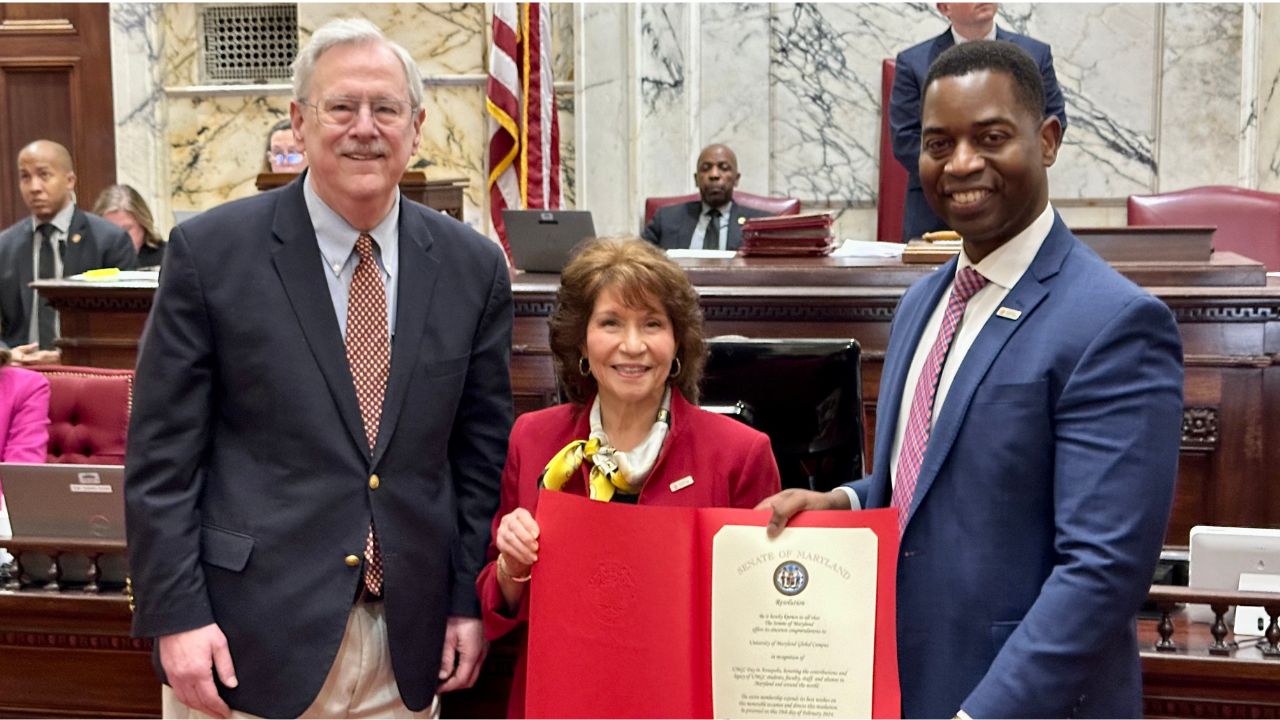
[641,143,769,251]
[125,18,512,719]
[756,41,1183,717]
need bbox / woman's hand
[495,507,540,579]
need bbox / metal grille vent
[200,5,298,84]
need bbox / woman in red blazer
[477,238,781,716]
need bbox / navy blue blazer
[125,177,513,717]
[889,28,1068,241]
[846,214,1182,717]
[641,200,769,251]
[0,207,138,347]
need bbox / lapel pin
[669,476,694,493]
[71,233,82,244]
[996,306,1022,320]
[737,216,746,225]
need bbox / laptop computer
[0,463,127,541]
[502,209,596,273]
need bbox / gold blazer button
[369,474,380,490]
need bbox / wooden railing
[1140,585,1280,718]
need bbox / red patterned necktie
[346,233,390,594]
[891,266,988,531]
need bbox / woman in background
[0,343,51,550]
[93,184,165,268]
[476,237,781,717]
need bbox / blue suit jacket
[846,215,1182,717]
[890,28,1068,241]
[125,177,513,716]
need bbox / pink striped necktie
[891,266,988,532]
[346,233,390,595]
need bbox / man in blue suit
[890,3,1067,241]
[759,41,1182,718]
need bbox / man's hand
[158,623,238,719]
[753,488,852,538]
[9,343,61,366]
[437,616,487,692]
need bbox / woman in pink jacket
[0,345,49,464]
[0,344,50,545]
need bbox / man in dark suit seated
[125,16,512,719]
[0,139,138,365]
[642,143,770,251]
[890,3,1067,241]
[758,40,1181,718]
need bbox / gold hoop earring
[578,357,591,376]
[669,357,682,379]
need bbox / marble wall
[577,3,1274,240]
[109,3,1277,243]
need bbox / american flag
[486,3,562,263]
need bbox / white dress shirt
[839,202,1056,508]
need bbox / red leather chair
[643,190,800,226]
[1128,186,1280,272]
[29,366,134,465]
[877,58,908,242]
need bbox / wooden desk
[35,251,1280,546]
[0,591,158,717]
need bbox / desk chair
[877,58,909,242]
[1127,185,1280,272]
[30,366,134,465]
[643,190,800,227]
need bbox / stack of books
[739,213,836,256]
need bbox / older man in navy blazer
[759,41,1181,718]
[890,3,1067,241]
[125,18,511,719]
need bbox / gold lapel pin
[70,233,82,244]
[996,306,1022,320]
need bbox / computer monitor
[1188,525,1280,632]
[699,338,863,492]
[502,209,596,273]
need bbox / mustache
[337,141,388,157]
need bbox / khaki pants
[163,602,440,719]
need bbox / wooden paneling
[0,2,115,227]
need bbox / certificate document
[526,491,900,719]
[711,526,878,718]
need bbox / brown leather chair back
[29,366,134,465]
[877,59,909,242]
[1128,186,1280,272]
[643,190,800,226]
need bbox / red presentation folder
[525,491,900,718]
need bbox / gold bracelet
[497,553,532,583]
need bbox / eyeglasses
[269,151,305,166]
[307,96,417,129]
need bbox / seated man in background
[890,2,1066,240]
[0,140,138,365]
[642,143,769,251]
[265,118,308,173]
